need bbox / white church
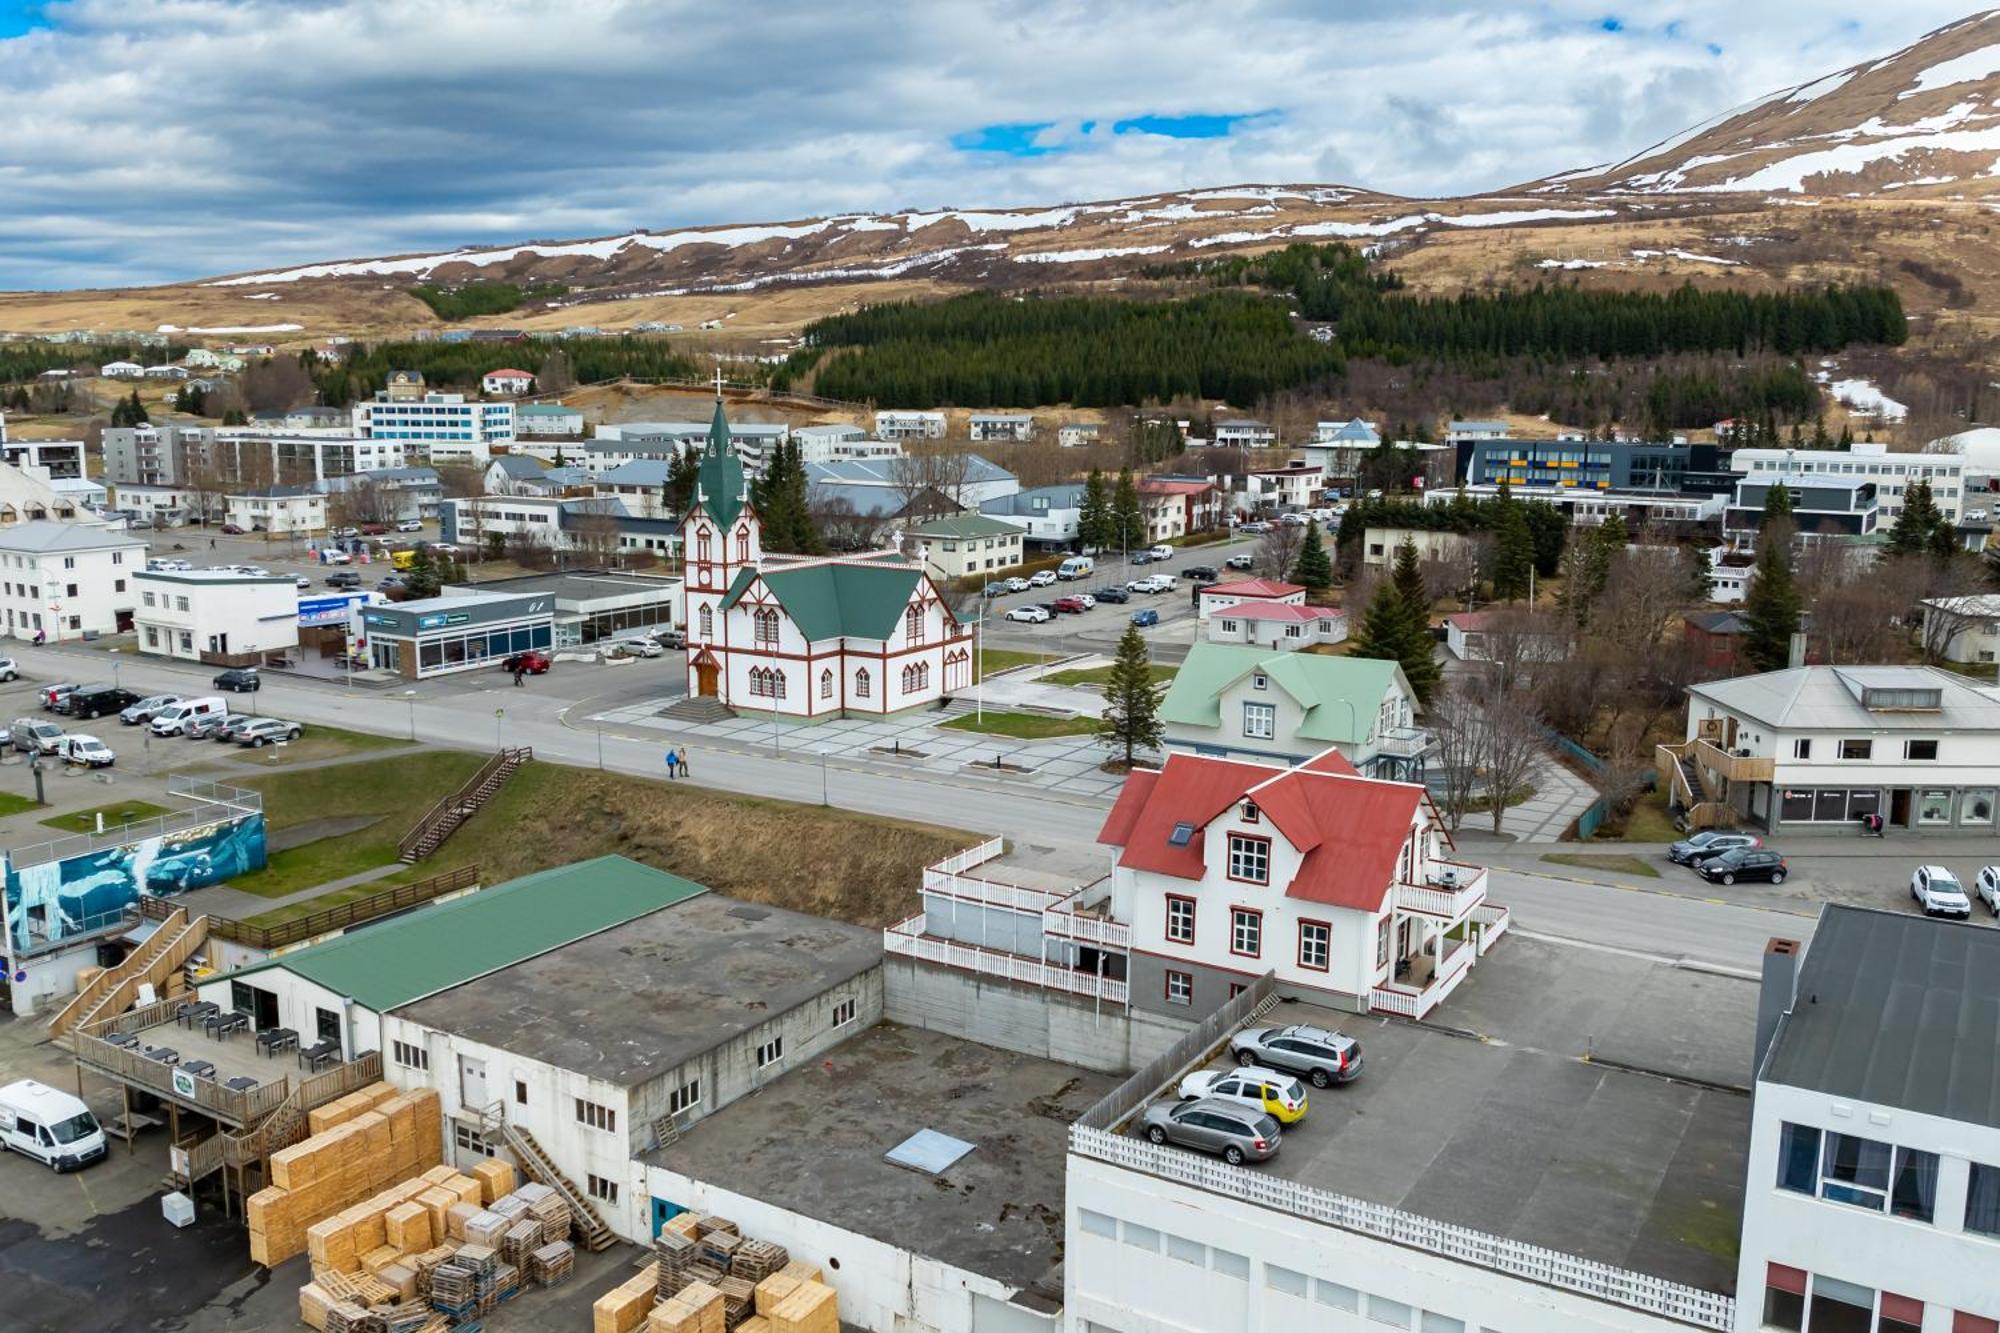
[681,402,975,717]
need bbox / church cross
[712,366,725,398]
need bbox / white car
[1177,1066,1308,1122]
[1974,865,2000,917]
[332,526,359,538]
[320,549,352,565]
[1910,865,1973,918]
[55,735,114,768]
[617,638,664,658]
[294,575,311,589]
[1074,593,1096,610]
[1006,606,1050,623]
[1003,576,1030,593]
[1147,545,1174,560]
[1127,575,1170,594]
[1028,570,1058,588]
[397,519,423,532]
[0,657,16,682]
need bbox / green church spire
[694,396,747,529]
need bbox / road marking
[1502,865,1818,918]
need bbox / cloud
[0,0,1977,290]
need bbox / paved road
[1487,866,1812,978]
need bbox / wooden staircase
[48,908,209,1040]
[397,747,531,863]
[497,1119,617,1251]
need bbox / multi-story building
[225,485,327,535]
[101,425,405,486]
[906,514,1025,581]
[1213,418,1277,449]
[479,368,534,396]
[515,403,585,438]
[316,466,443,524]
[441,495,679,564]
[979,484,1083,551]
[1057,422,1101,448]
[967,413,1032,443]
[792,425,903,466]
[874,410,946,441]
[1730,441,1966,524]
[1663,664,2000,833]
[1725,477,1880,544]
[0,439,86,480]
[805,457,1019,512]
[1458,438,1719,492]
[1159,644,1424,778]
[1138,477,1222,534]
[134,568,298,665]
[353,377,515,465]
[0,521,145,642]
[1420,482,1728,530]
[1445,418,1509,443]
[1737,904,2000,1333]
[1241,464,1321,513]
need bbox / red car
[219,524,245,535]
[1052,596,1088,615]
[502,651,551,675]
[360,523,389,536]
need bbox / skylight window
[1168,822,1197,847]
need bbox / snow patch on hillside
[1013,245,1171,263]
[156,322,303,333]
[1536,258,1608,269]
[1631,248,1744,265]
[1902,40,2000,97]
[1831,377,1909,421]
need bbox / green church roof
[720,561,926,642]
[693,398,748,529]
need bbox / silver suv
[1140,1097,1281,1165]
[1230,1024,1362,1089]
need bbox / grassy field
[0,792,44,817]
[977,648,1058,678]
[224,751,974,927]
[940,710,1097,739]
[1541,852,1661,880]
[40,799,172,834]
[218,724,412,767]
[1043,663,1176,689]
[1590,789,1681,843]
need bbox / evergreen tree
[1079,470,1110,551]
[666,447,701,518]
[1290,519,1333,590]
[1111,469,1143,553]
[1742,515,1802,673]
[127,389,148,424]
[1685,543,1715,603]
[404,547,442,599]
[1765,482,1793,520]
[1098,624,1164,767]
[222,407,247,426]
[1388,539,1440,703]
[1492,503,1535,601]
[1885,479,1946,558]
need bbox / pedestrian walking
[664,748,679,779]
[678,744,690,778]
[512,665,525,687]
[209,537,216,550]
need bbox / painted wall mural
[3,813,267,952]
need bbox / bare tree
[1813,579,1912,664]
[1424,686,1487,832]
[809,495,877,552]
[435,463,484,499]
[568,510,624,568]
[1254,523,1304,579]
[1478,687,1548,835]
[237,356,314,413]
[1914,556,1989,664]
[891,446,972,524]
[1475,605,1569,696]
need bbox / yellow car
[1176,1066,1308,1124]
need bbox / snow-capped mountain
[1540,10,2000,196]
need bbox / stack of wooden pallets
[593,1262,662,1333]
[647,1279,726,1333]
[247,1086,444,1267]
[529,1239,575,1287]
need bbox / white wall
[195,968,381,1060]
[0,539,145,642]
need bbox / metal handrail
[396,747,530,860]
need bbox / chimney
[1755,936,1802,1073]
[1787,632,1808,669]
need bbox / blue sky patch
[950,121,1062,156]
[1112,111,1276,139]
[0,1,48,38]
[1599,15,1624,32]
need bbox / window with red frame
[1164,970,1192,1006]
[1297,921,1330,971]
[1227,834,1269,884]
[1165,895,1195,944]
[1230,908,1261,957]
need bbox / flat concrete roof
[395,894,882,1088]
[1196,938,1753,1294]
[457,571,680,602]
[644,1022,1115,1293]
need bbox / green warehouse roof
[911,514,1025,540]
[720,561,927,642]
[214,856,708,1013]
[1160,643,1410,744]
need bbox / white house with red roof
[1137,477,1221,534]
[1206,601,1348,650]
[1197,576,1305,621]
[1098,749,1505,1021]
[480,368,535,396]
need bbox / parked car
[616,638,665,658]
[219,524,245,535]
[0,657,17,682]
[1052,596,1088,615]
[331,526,359,539]
[1177,1066,1308,1125]
[1131,609,1160,627]
[319,549,353,565]
[148,697,226,737]
[652,629,688,649]
[1092,585,1130,604]
[325,571,362,590]
[1229,1024,1362,1089]
[1236,520,1271,533]
[359,523,389,536]
[428,543,460,557]
[0,1079,107,1173]
[213,668,261,693]
[1224,554,1255,571]
[184,710,235,740]
[1147,544,1175,561]
[294,575,312,589]
[64,686,139,721]
[1182,565,1218,582]
[1668,830,1762,866]
[1697,848,1788,885]
[1910,865,1973,918]
[55,735,114,768]
[1028,570,1058,588]
[211,715,262,744]
[1140,1097,1280,1166]
[502,651,551,675]
[1975,865,2000,916]
[982,582,1009,598]
[396,519,424,532]
[236,718,302,747]
[1278,512,1307,527]
[1003,576,1030,593]
[40,684,80,712]
[119,694,179,725]
[1129,551,1153,566]
[1128,575,1172,594]
[9,718,64,755]
[1006,605,1050,624]
[1073,593,1096,610]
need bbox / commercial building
[1738,905,2000,1333]
[906,513,1026,581]
[0,521,145,641]
[806,456,1019,512]
[1159,645,1425,778]
[1458,438,1722,492]
[1725,477,1879,544]
[353,372,515,464]
[224,485,327,535]
[1731,441,1967,524]
[449,570,682,647]
[515,403,586,437]
[1665,664,2000,832]
[359,589,555,679]
[440,495,679,564]
[134,568,298,665]
[1421,482,1728,530]
[979,483,1084,550]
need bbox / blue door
[651,1197,687,1238]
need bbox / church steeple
[694,395,748,529]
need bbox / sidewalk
[177,862,404,922]
[1487,753,1599,842]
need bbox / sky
[0,0,1981,290]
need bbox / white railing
[1473,902,1511,954]
[1396,865,1488,921]
[1069,1128,1735,1330]
[1372,937,1475,1020]
[927,837,1006,879]
[1376,727,1435,758]
[926,874,1065,914]
[1044,909,1130,950]
[884,913,1128,1004]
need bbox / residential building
[248,405,347,431]
[805,456,1018,511]
[1242,463,1321,513]
[516,402,585,437]
[1159,644,1425,779]
[1197,577,1306,621]
[1138,488,1190,544]
[1100,747,1501,1020]
[873,409,946,441]
[1684,610,1755,675]
[1213,418,1276,449]
[1445,418,1509,442]
[1920,594,2000,665]
[1731,441,1966,524]
[1358,525,1476,569]
[360,589,556,678]
[353,378,515,464]
[49,475,107,511]
[1726,477,1879,544]
[966,413,1032,442]
[0,521,145,641]
[142,364,188,381]
[683,403,973,716]
[1206,603,1348,651]
[134,568,298,665]
[1664,665,2000,832]
[582,419,789,475]
[791,426,902,467]
[1137,477,1222,534]
[108,482,210,528]
[441,495,679,564]
[224,485,326,535]
[479,368,534,396]
[316,466,443,523]
[592,460,673,518]
[1443,610,1572,676]
[1299,417,1382,482]
[1707,545,1756,602]
[978,483,1083,550]
[100,360,143,379]
[1,439,86,480]
[101,425,405,486]
[1312,418,1381,447]
[1057,422,1101,448]
[906,514,1025,581]
[1737,904,2000,1333]
[1421,482,1728,530]
[484,455,559,496]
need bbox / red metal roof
[1137,479,1214,495]
[1098,754,1283,880]
[1220,602,1331,623]
[1203,578,1304,600]
[484,368,533,378]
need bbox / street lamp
[819,748,829,806]
[494,707,504,752]
[404,689,418,741]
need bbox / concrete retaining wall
[884,957,1187,1074]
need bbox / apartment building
[0,521,145,642]
[874,410,947,441]
[353,376,515,464]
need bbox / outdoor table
[224,1076,258,1092]
[298,1040,340,1072]
[105,1031,140,1049]
[255,1027,299,1057]
[174,1001,218,1030]
[180,1059,216,1079]
[142,1046,179,1065]
[205,1011,249,1040]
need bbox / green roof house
[1160,643,1428,778]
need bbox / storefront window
[1917,789,1952,825]
[1813,790,1847,822]
[1780,790,1815,823]
[1960,789,1996,826]
[1845,790,1880,821]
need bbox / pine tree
[128,389,148,425]
[666,447,701,518]
[1765,481,1793,521]
[1492,503,1535,601]
[1388,538,1440,703]
[1742,515,1802,673]
[1290,519,1333,590]
[404,547,442,599]
[1685,543,1715,603]
[1111,469,1143,553]
[1098,624,1164,767]
[1349,579,1418,681]
[1079,470,1110,551]
[1886,479,1946,558]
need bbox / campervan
[0,1080,106,1171]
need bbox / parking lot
[135,521,448,594]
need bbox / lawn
[1589,789,1681,843]
[0,792,44,817]
[1540,852,1661,880]
[40,799,173,834]
[1042,663,1177,689]
[940,710,1098,740]
[977,648,1057,678]
[219,724,412,766]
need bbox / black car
[213,668,261,693]
[1695,848,1787,885]
[65,685,140,721]
[1094,586,1131,604]
[324,571,362,590]
[1182,564,1219,582]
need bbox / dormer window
[1241,801,1259,823]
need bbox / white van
[0,1079,106,1172]
[149,696,227,737]
[1057,555,1095,580]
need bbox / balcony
[884,913,1128,1004]
[1693,737,1774,784]
[1370,933,1475,1019]
[1375,726,1435,760]
[1395,863,1488,922]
